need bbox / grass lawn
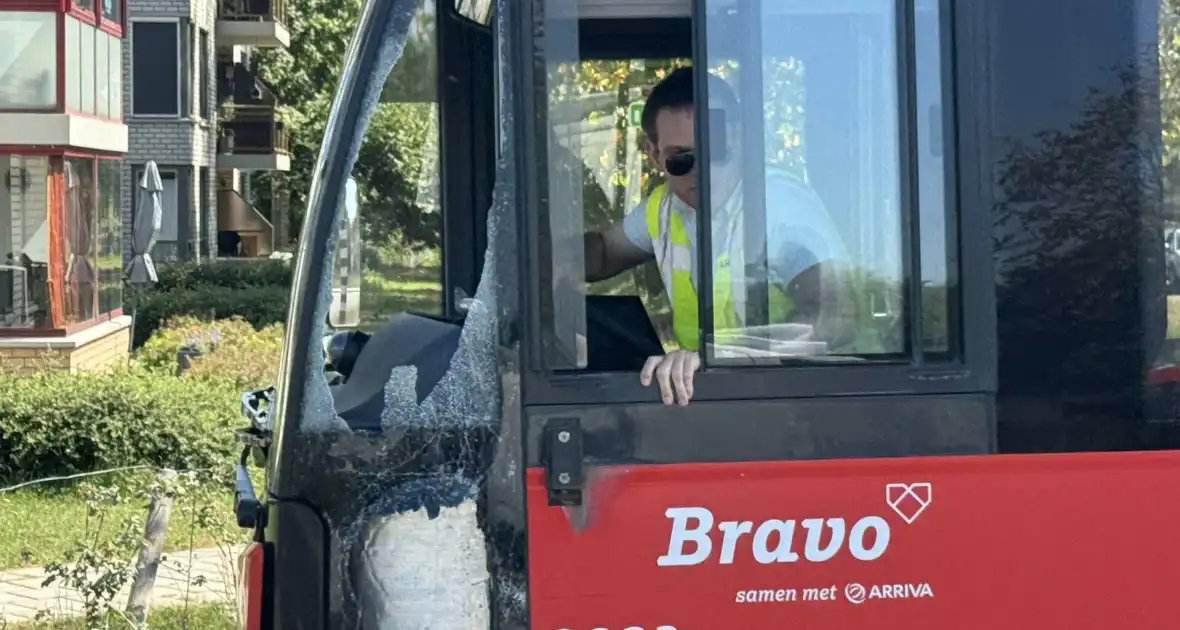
[0,478,248,571]
[9,603,236,629]
[360,266,443,330]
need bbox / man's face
[646,107,699,210]
[645,105,741,212]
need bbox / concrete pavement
[0,545,244,624]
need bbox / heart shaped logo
[885,482,932,524]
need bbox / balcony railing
[220,0,287,24]
[218,104,290,156]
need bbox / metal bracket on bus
[543,417,584,507]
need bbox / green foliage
[0,368,240,483]
[131,285,289,349]
[139,316,285,390]
[14,604,237,630]
[251,0,444,254]
[129,261,293,348]
[154,259,294,292]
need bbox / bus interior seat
[331,312,463,430]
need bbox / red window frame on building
[0,147,124,337]
[0,0,126,120]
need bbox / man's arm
[780,260,857,349]
[584,210,655,283]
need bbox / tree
[994,68,1167,395]
[252,0,441,256]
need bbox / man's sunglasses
[662,108,732,177]
[665,152,696,177]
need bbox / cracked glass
[288,0,522,626]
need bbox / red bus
[231,0,1180,628]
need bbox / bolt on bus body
[230,0,1180,628]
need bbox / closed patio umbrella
[126,161,163,286]
[125,161,163,351]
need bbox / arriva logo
[656,506,891,566]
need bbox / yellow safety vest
[644,183,793,351]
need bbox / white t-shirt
[621,174,849,302]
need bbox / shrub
[130,284,290,348]
[0,367,241,483]
[139,316,285,389]
[154,259,294,292]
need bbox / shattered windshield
[281,0,522,625]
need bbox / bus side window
[696,0,949,364]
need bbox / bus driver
[583,67,854,407]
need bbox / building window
[0,12,57,110]
[0,155,52,330]
[97,159,122,315]
[199,29,211,119]
[131,21,180,116]
[75,0,95,13]
[65,16,123,120]
[101,0,119,24]
[108,36,122,119]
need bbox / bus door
[514,1,1180,629]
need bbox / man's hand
[640,350,701,406]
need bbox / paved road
[0,546,244,624]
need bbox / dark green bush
[154,259,294,292]
[0,368,241,483]
[130,284,290,348]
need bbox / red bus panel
[527,452,1180,629]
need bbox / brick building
[0,0,133,369]
[123,0,289,263]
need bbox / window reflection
[915,0,953,355]
[700,0,911,363]
[64,158,97,324]
[0,155,51,329]
[355,0,444,332]
[97,160,122,315]
[0,12,57,110]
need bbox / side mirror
[329,177,363,329]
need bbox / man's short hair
[640,66,741,141]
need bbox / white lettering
[868,583,934,600]
[717,520,753,564]
[657,507,713,566]
[802,585,836,600]
[751,519,800,564]
[657,508,893,566]
[735,588,798,603]
[847,515,890,561]
[801,518,845,562]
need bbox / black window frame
[199,29,211,119]
[515,0,996,407]
[130,19,181,117]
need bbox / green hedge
[131,284,290,348]
[127,260,294,348]
[155,259,294,291]
[0,368,240,483]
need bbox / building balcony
[0,113,128,154]
[217,105,291,171]
[216,0,290,48]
